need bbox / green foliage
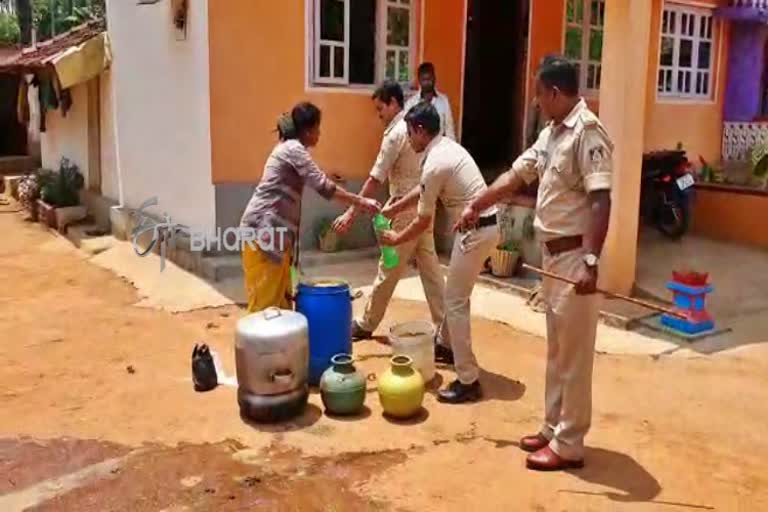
[39,158,84,207]
[32,0,103,42]
[752,142,768,179]
[0,12,20,44]
[497,239,521,253]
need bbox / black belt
[477,215,497,228]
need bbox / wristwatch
[583,253,599,268]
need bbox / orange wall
[208,0,465,184]
[526,0,565,109]
[691,187,768,249]
[525,0,600,117]
[421,0,466,139]
[643,0,729,163]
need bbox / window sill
[306,83,417,95]
[656,95,716,105]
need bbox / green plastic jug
[373,214,400,269]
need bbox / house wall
[691,186,768,249]
[40,82,89,175]
[642,0,729,164]
[105,0,215,232]
[99,69,119,202]
[208,0,465,185]
[208,0,466,247]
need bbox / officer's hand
[454,204,480,233]
[574,264,598,295]
[332,209,355,235]
[378,229,400,246]
[381,199,401,219]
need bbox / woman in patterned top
[240,102,380,312]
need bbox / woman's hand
[356,196,381,215]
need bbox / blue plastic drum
[295,278,353,385]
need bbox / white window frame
[308,0,418,90]
[657,3,716,101]
[313,0,351,85]
[563,0,605,95]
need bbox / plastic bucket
[389,321,435,383]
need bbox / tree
[31,0,104,43]
[14,0,32,45]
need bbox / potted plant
[316,217,340,253]
[490,239,521,277]
[37,158,86,231]
[17,171,41,222]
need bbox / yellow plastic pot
[377,355,425,419]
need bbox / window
[564,0,605,92]
[311,0,415,88]
[658,4,715,100]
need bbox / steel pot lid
[236,308,308,340]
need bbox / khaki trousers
[358,220,445,333]
[436,225,497,384]
[540,246,601,460]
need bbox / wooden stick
[522,264,686,319]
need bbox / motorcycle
[640,150,695,239]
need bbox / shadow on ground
[561,447,714,510]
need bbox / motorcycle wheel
[656,200,689,239]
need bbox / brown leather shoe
[520,433,549,453]
[526,446,584,471]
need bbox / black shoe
[437,379,482,404]
[351,320,372,341]
[434,343,454,365]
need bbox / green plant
[32,0,103,42]
[497,239,520,253]
[752,142,768,189]
[39,158,84,207]
[0,11,20,44]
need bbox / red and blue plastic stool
[661,279,715,335]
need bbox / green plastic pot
[319,354,366,416]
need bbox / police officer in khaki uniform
[457,57,613,470]
[333,81,445,338]
[380,102,497,404]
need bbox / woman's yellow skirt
[241,244,292,313]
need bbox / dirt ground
[2,209,768,511]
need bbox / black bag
[192,344,218,392]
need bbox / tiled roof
[0,20,106,71]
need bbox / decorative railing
[723,122,768,161]
[729,0,768,8]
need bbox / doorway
[0,73,28,156]
[461,0,528,179]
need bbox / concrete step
[0,155,37,175]
[200,246,381,282]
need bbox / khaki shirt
[417,136,497,225]
[369,111,421,198]
[511,99,613,242]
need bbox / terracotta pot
[319,354,366,416]
[490,248,519,277]
[378,355,424,419]
[37,199,57,229]
[318,230,340,252]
